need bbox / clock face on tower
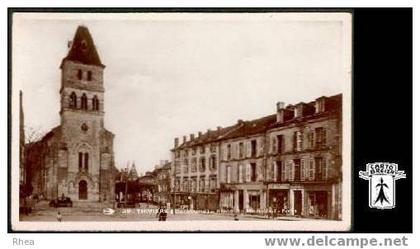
[81,123,89,132]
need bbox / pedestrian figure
[160,209,167,221]
[156,208,162,220]
[57,211,62,222]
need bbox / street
[19,201,308,222]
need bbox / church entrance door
[79,180,88,200]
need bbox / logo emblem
[359,162,406,209]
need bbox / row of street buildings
[19,25,342,220]
[171,94,342,219]
[114,161,171,206]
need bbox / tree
[24,125,46,144]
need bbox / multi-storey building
[265,95,342,219]
[153,161,171,205]
[171,94,342,219]
[171,126,237,210]
[219,116,275,213]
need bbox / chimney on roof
[183,136,187,143]
[207,129,211,133]
[174,137,179,148]
[190,133,195,141]
[198,131,203,137]
[276,101,285,111]
[276,102,285,123]
[237,119,244,124]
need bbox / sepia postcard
[10,10,352,231]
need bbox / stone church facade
[24,26,116,203]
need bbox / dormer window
[294,104,304,118]
[315,97,326,113]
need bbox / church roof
[61,25,104,68]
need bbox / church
[24,26,116,204]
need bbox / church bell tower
[58,26,112,202]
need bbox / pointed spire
[129,161,138,179]
[61,25,104,68]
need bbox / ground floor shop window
[269,190,289,214]
[308,191,328,218]
[249,194,260,211]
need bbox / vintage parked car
[49,196,73,208]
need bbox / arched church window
[92,95,99,111]
[87,71,92,81]
[78,152,89,173]
[69,92,77,108]
[81,93,88,110]
[84,153,89,172]
[79,152,83,171]
[77,69,82,80]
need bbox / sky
[12,13,351,173]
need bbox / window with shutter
[239,142,244,159]
[251,140,257,157]
[246,164,251,182]
[273,161,277,181]
[226,166,231,184]
[238,165,243,183]
[301,159,306,181]
[220,164,225,183]
[322,158,328,179]
[278,161,283,182]
[281,163,286,181]
[288,161,294,181]
[309,159,315,180]
[250,163,257,182]
[308,131,315,149]
[315,127,327,149]
[277,135,284,153]
[297,131,303,151]
[272,137,276,153]
[315,157,323,180]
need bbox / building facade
[24,26,116,204]
[171,126,237,210]
[219,116,275,213]
[154,161,171,205]
[265,96,342,219]
[171,94,342,219]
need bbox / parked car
[49,196,73,208]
